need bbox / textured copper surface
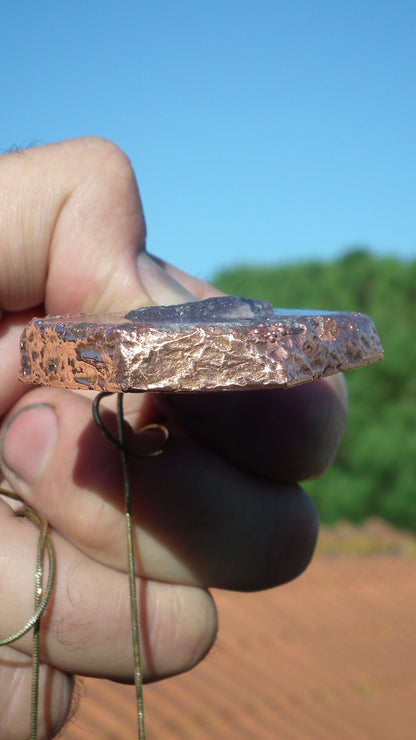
[19,297,383,393]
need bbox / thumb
[0,137,197,415]
[0,137,195,317]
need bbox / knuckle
[79,136,136,184]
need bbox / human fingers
[0,309,41,418]
[1,389,318,591]
[0,499,217,683]
[156,373,349,483]
[148,254,224,300]
[0,138,201,316]
[0,645,73,740]
[0,137,345,483]
[0,137,203,418]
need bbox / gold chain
[0,391,167,740]
[0,490,55,740]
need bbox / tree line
[214,249,416,532]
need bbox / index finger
[0,137,198,415]
[0,137,166,314]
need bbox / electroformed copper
[19,296,384,393]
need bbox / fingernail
[1,403,58,484]
[137,251,197,305]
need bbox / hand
[0,138,348,739]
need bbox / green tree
[214,249,416,531]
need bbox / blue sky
[1,1,415,281]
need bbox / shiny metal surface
[19,297,384,393]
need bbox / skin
[0,137,348,739]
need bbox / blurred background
[2,1,415,737]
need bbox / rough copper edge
[19,310,384,393]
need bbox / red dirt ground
[62,521,416,740]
